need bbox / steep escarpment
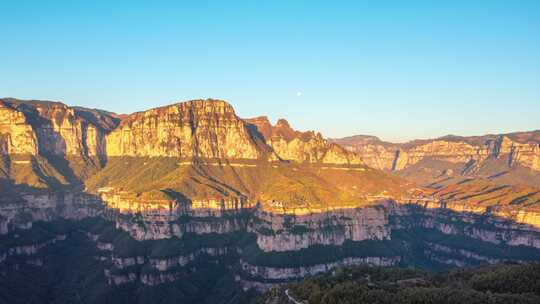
[0,98,118,158]
[106,100,272,160]
[0,191,103,235]
[0,98,119,189]
[246,116,362,165]
[251,206,390,252]
[330,131,540,186]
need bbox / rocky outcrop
[100,187,254,216]
[252,206,390,252]
[0,191,103,234]
[246,116,362,165]
[98,187,254,240]
[106,100,268,159]
[0,102,38,155]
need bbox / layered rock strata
[252,206,390,252]
[330,133,540,179]
[240,256,400,281]
[106,100,269,160]
[246,116,362,165]
[0,191,103,234]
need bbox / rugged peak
[246,115,362,165]
[275,118,291,128]
[245,116,273,139]
[245,116,301,142]
[106,98,264,159]
[272,118,299,142]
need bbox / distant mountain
[330,131,540,187]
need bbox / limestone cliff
[98,187,253,240]
[246,116,362,165]
[330,132,540,186]
[0,98,119,188]
[0,191,103,234]
[252,206,390,252]
[422,179,540,229]
[0,98,116,157]
[106,99,270,160]
[0,102,38,155]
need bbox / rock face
[0,191,103,234]
[330,132,540,185]
[0,98,116,158]
[246,116,362,165]
[0,98,366,169]
[0,98,119,188]
[99,187,253,240]
[252,206,390,252]
[417,179,540,229]
[106,100,269,159]
[0,102,38,155]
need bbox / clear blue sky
[1,1,539,142]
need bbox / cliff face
[106,100,269,160]
[0,103,38,155]
[0,99,116,157]
[246,116,362,165]
[99,187,253,240]
[0,191,103,234]
[252,206,390,252]
[0,99,120,188]
[330,132,540,185]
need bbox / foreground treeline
[256,263,540,304]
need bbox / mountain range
[1,97,540,303]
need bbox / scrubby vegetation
[258,263,540,304]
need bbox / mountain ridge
[330,131,540,187]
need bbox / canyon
[1,97,540,303]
